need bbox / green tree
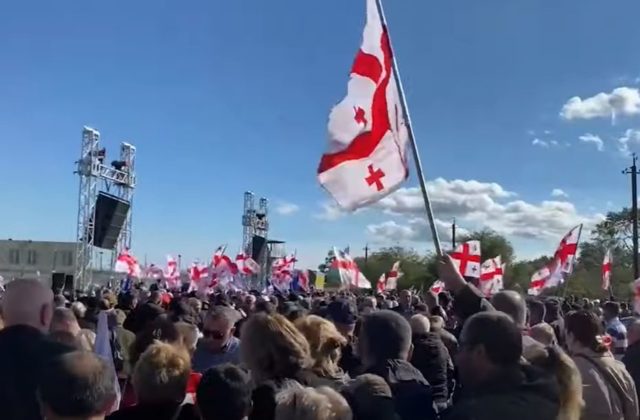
[458,229,516,265]
[353,246,431,290]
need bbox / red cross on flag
[376,273,386,293]
[164,255,180,289]
[450,240,481,278]
[317,0,409,210]
[527,258,563,296]
[333,247,372,289]
[602,249,612,290]
[430,280,445,295]
[479,255,504,297]
[114,249,142,278]
[553,225,582,274]
[385,260,402,290]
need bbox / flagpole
[373,0,442,256]
[561,224,583,298]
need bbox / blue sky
[2,0,640,270]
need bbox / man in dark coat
[443,312,560,420]
[123,290,165,334]
[623,319,640,404]
[0,279,73,420]
[360,310,438,420]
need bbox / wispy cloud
[275,202,300,215]
[578,133,604,151]
[551,188,569,199]
[532,138,549,148]
[560,87,640,123]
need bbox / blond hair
[175,322,199,354]
[276,386,352,420]
[241,313,311,383]
[132,341,191,404]
[295,315,347,378]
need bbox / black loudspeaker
[251,236,266,260]
[51,273,65,293]
[93,192,131,249]
[64,274,74,294]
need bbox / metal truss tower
[241,192,269,283]
[74,127,137,290]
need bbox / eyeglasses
[203,329,226,339]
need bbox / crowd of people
[0,254,639,420]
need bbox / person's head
[38,351,116,420]
[295,315,347,378]
[342,374,398,420]
[399,290,412,308]
[409,314,430,336]
[50,308,81,337]
[240,312,311,383]
[197,364,252,420]
[326,300,358,338]
[628,320,640,346]
[187,297,202,314]
[149,291,162,306]
[428,315,445,332]
[527,299,546,326]
[544,299,561,323]
[603,301,620,322]
[175,321,199,356]
[70,301,87,320]
[564,310,608,354]
[202,306,240,353]
[360,297,377,315]
[456,312,522,388]
[54,294,68,308]
[130,317,181,367]
[491,291,526,328]
[1,279,54,332]
[275,386,352,420]
[243,295,257,313]
[529,322,557,347]
[132,341,191,404]
[359,310,412,368]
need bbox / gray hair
[206,306,241,325]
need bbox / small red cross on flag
[602,249,612,290]
[317,0,409,211]
[450,240,481,278]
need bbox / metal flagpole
[373,0,443,256]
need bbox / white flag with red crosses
[317,0,409,210]
[450,240,481,278]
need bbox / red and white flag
[212,246,238,275]
[235,252,260,275]
[554,225,582,274]
[430,280,445,295]
[188,262,210,293]
[527,259,563,296]
[143,264,164,280]
[297,269,310,292]
[479,255,504,297]
[333,247,372,289]
[317,0,409,210]
[165,255,180,289]
[385,261,402,290]
[451,240,481,278]
[632,278,640,315]
[114,249,141,278]
[271,254,298,291]
[602,249,612,290]
[376,273,386,293]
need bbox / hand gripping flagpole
[374,0,443,256]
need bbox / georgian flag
[235,252,260,275]
[602,249,612,290]
[430,280,445,295]
[114,249,141,278]
[212,246,238,275]
[318,0,409,210]
[479,255,504,297]
[450,241,481,278]
[165,255,180,289]
[376,273,386,293]
[332,247,372,289]
[385,261,402,290]
[527,258,563,296]
[554,225,582,274]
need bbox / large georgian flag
[318,0,409,210]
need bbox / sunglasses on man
[202,329,226,339]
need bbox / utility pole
[363,244,369,266]
[623,153,640,279]
[452,218,457,249]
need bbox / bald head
[1,279,54,331]
[409,314,431,335]
[628,320,640,346]
[491,290,526,328]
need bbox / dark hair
[460,312,522,366]
[38,351,116,417]
[255,300,275,314]
[565,310,607,353]
[361,310,412,362]
[197,364,252,420]
[527,299,546,324]
[130,317,181,366]
[603,301,620,317]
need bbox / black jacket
[0,325,72,420]
[122,302,164,334]
[107,402,199,420]
[623,341,640,404]
[366,359,438,420]
[411,332,453,403]
[443,364,560,420]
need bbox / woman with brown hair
[295,315,349,389]
[241,312,313,420]
[565,310,638,420]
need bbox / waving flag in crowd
[317,0,410,210]
[528,259,563,296]
[450,240,481,278]
[430,280,445,295]
[165,255,180,289]
[554,225,582,274]
[235,252,260,275]
[385,261,402,290]
[143,264,164,280]
[376,273,386,293]
[271,254,297,291]
[602,249,612,290]
[114,249,141,278]
[333,247,372,289]
[479,255,504,297]
[293,269,310,292]
[212,246,238,275]
[187,262,210,292]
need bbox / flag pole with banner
[373,0,442,255]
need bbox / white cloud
[617,129,640,156]
[551,188,569,199]
[578,133,604,151]
[367,218,470,243]
[275,202,300,215]
[532,138,548,148]
[369,179,604,244]
[560,87,640,121]
[314,201,345,221]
